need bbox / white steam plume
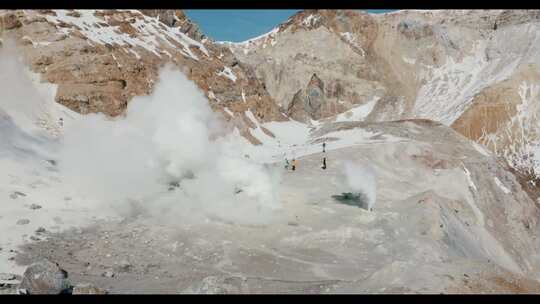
[343,161,377,210]
[58,65,282,225]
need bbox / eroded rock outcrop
[0,9,286,144]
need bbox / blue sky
[184,10,397,42]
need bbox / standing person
[322,142,326,153]
[292,159,296,171]
[284,158,289,170]
[321,157,327,170]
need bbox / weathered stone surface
[19,260,70,294]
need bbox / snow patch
[340,32,365,56]
[472,141,491,157]
[217,66,237,82]
[303,14,321,27]
[403,56,416,65]
[494,177,511,194]
[414,40,521,125]
[223,107,234,118]
[462,165,477,192]
[43,10,208,62]
[334,96,380,122]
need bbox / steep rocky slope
[225,9,540,193]
[0,9,285,144]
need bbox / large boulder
[19,260,70,294]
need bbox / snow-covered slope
[226,9,540,192]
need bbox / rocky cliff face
[225,9,540,194]
[0,9,286,144]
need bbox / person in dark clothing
[322,157,327,170]
[291,159,296,171]
[322,142,326,153]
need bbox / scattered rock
[115,260,132,273]
[29,236,41,241]
[35,227,46,234]
[0,273,16,281]
[102,271,115,278]
[19,259,70,294]
[72,283,107,294]
[17,288,28,295]
[0,273,20,289]
[16,219,30,225]
[29,204,42,210]
[9,191,27,199]
[189,276,242,294]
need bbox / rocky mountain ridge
[0,9,286,144]
[225,9,540,196]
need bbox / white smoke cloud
[343,161,377,210]
[57,65,282,225]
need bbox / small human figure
[58,117,64,127]
[321,157,327,170]
[291,159,296,171]
[322,142,326,153]
[284,158,289,170]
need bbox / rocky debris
[102,271,115,278]
[16,219,30,225]
[0,274,20,291]
[19,259,71,294]
[189,276,242,294]
[9,191,26,199]
[0,273,20,289]
[114,260,132,273]
[35,227,46,234]
[29,203,42,210]
[168,181,180,191]
[71,283,107,295]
